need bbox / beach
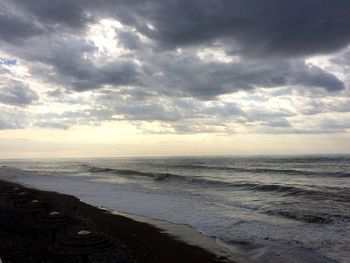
[0,178,237,263]
[0,156,348,263]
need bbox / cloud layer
[0,0,349,134]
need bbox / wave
[264,209,350,224]
[227,182,350,202]
[84,165,175,180]
[83,165,350,202]
[161,164,350,178]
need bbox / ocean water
[0,155,349,262]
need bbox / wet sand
[0,179,238,263]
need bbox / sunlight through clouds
[0,0,349,156]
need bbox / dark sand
[0,179,238,263]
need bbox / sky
[0,0,350,158]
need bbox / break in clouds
[0,0,350,134]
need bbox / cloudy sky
[0,0,350,158]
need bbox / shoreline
[0,179,242,263]
[108,209,241,262]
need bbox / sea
[0,155,349,262]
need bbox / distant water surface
[1,155,349,262]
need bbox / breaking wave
[83,165,350,202]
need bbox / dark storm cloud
[0,80,38,106]
[0,0,93,44]
[290,63,345,92]
[116,31,144,51]
[10,35,141,91]
[65,60,140,91]
[2,0,350,57]
[112,0,350,57]
[11,0,93,29]
[0,0,347,96]
[5,30,343,97]
[143,55,345,98]
[0,12,43,43]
